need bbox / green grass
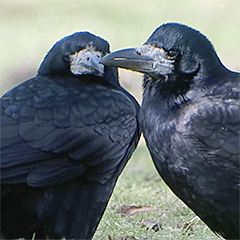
[93,140,221,240]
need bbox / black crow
[1,32,140,239]
[100,23,240,239]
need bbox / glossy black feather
[141,24,240,240]
[100,23,239,239]
[1,32,140,239]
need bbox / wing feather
[1,77,139,187]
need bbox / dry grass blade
[176,222,194,232]
[108,235,137,240]
[118,204,158,215]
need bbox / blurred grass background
[0,1,239,239]
[0,0,240,100]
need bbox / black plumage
[100,23,240,239]
[1,32,140,239]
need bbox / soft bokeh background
[1,1,239,239]
[1,0,240,100]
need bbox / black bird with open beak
[100,23,240,239]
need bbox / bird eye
[136,49,141,55]
[167,50,177,59]
[64,52,71,61]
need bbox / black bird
[1,32,140,239]
[100,23,240,239]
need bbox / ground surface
[94,140,221,240]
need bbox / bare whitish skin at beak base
[70,49,104,76]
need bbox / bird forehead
[147,27,183,50]
[70,46,101,61]
[62,33,109,54]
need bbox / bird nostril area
[136,50,141,55]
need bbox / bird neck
[103,66,120,87]
[142,73,193,111]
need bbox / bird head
[100,23,224,85]
[38,32,109,77]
